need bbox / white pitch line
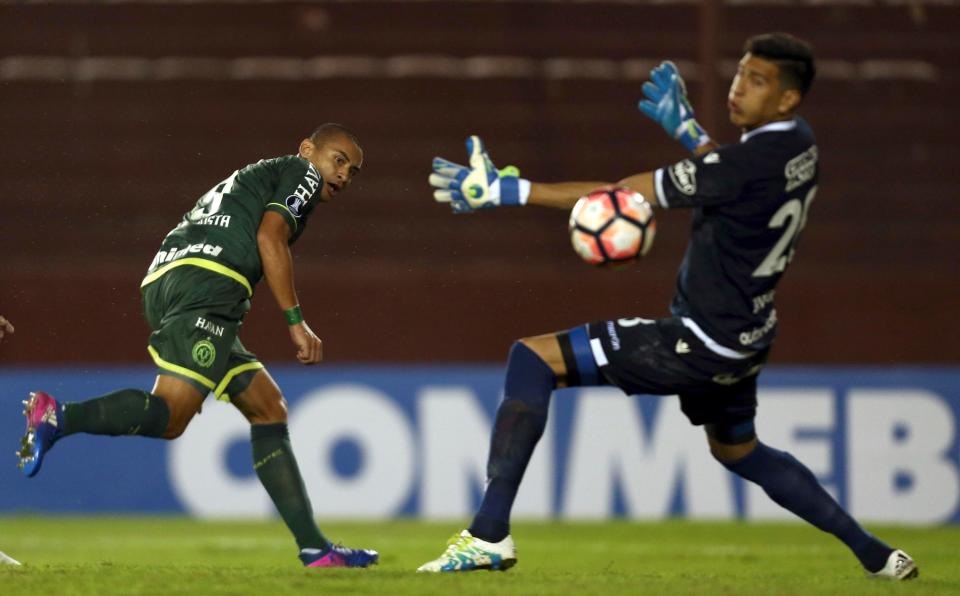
[0,550,22,566]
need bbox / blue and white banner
[1,366,958,523]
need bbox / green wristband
[283,305,303,326]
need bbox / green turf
[0,518,957,595]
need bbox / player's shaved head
[309,123,362,152]
[744,33,816,98]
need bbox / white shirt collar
[740,118,797,143]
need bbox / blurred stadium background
[1,0,959,529]
[1,0,957,364]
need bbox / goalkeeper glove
[638,61,711,153]
[429,135,529,214]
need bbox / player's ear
[778,89,801,115]
[298,138,315,159]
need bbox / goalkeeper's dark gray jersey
[654,117,818,355]
[142,156,323,296]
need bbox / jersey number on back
[188,170,238,222]
[752,186,817,278]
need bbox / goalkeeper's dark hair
[309,123,362,151]
[744,33,816,97]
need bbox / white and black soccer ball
[569,186,656,266]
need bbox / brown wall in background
[1,2,958,365]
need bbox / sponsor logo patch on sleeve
[285,194,308,217]
[785,145,818,192]
[667,159,697,196]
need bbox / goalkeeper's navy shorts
[559,317,769,428]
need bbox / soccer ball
[569,187,656,266]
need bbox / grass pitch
[1,518,958,595]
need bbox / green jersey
[142,155,323,296]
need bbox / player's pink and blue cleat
[299,544,379,568]
[16,391,62,478]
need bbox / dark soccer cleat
[299,544,379,568]
[17,391,62,478]
[868,549,918,580]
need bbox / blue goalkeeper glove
[638,61,711,153]
[429,135,528,214]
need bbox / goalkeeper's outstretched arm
[430,136,660,213]
[527,172,658,210]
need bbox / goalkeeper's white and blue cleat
[17,391,62,478]
[416,530,517,573]
[868,549,918,581]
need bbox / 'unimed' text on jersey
[654,118,818,353]
[142,156,323,296]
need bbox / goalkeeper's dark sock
[61,388,170,438]
[470,343,555,543]
[252,423,328,551]
[723,441,893,572]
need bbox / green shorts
[141,265,263,402]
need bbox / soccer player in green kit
[17,123,379,569]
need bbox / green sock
[251,423,328,551]
[61,389,170,438]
